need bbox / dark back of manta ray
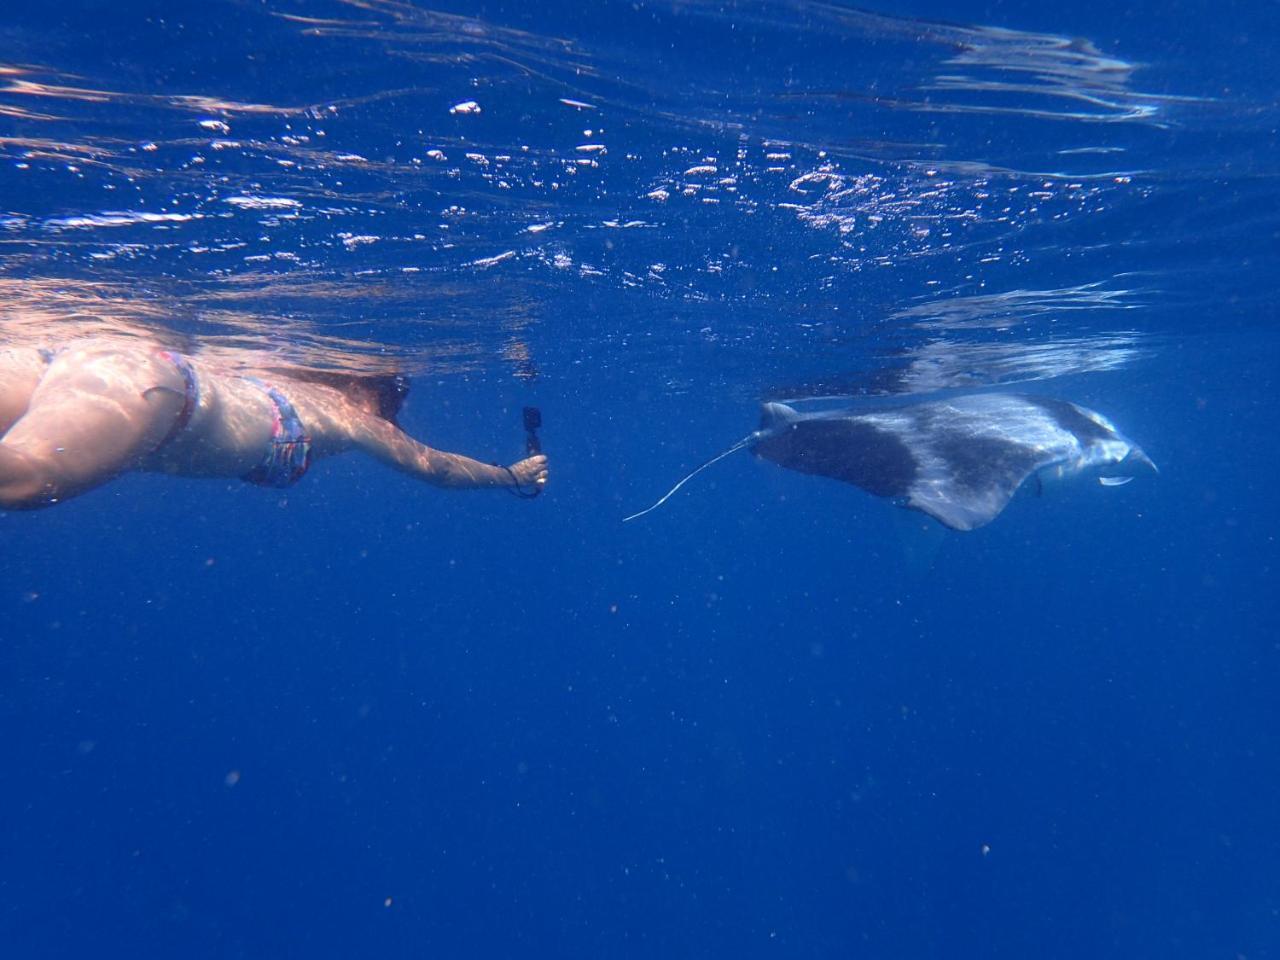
[752,419,918,499]
[751,404,1068,524]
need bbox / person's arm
[347,412,547,491]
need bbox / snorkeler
[0,340,548,510]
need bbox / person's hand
[507,454,548,492]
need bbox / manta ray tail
[622,435,755,523]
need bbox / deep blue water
[2,1,1278,956]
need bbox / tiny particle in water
[225,770,241,787]
[449,100,481,115]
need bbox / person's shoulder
[270,367,410,423]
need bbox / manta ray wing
[892,406,1062,530]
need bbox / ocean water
[2,0,1277,956]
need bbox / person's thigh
[0,348,50,434]
[1,344,186,497]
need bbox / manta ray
[625,393,1156,531]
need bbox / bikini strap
[151,350,199,452]
[241,377,312,488]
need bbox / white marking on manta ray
[624,393,1156,531]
